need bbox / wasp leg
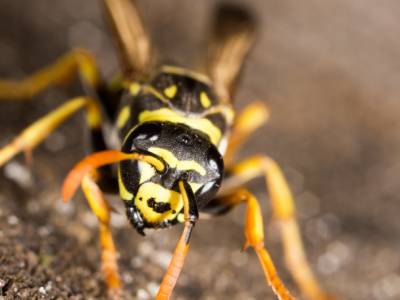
[0,49,99,100]
[213,188,294,300]
[224,101,269,166]
[0,96,101,167]
[217,156,334,300]
[156,181,198,300]
[81,170,121,299]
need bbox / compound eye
[206,146,223,173]
[122,122,162,152]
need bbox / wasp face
[119,121,223,232]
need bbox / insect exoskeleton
[119,121,224,233]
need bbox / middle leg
[0,96,102,167]
[217,155,334,300]
[211,188,295,300]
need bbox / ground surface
[1,1,400,299]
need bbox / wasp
[0,1,334,299]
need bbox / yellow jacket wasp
[0,0,335,299]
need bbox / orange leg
[61,150,165,202]
[61,150,166,298]
[217,188,294,300]
[81,171,121,298]
[224,101,269,166]
[0,49,99,100]
[0,96,101,167]
[221,155,335,300]
[156,180,198,300]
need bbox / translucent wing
[103,0,153,79]
[206,4,256,102]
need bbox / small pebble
[45,281,52,292]
[131,256,144,268]
[147,282,159,297]
[44,131,66,152]
[7,215,19,226]
[152,250,172,269]
[38,226,51,237]
[110,213,127,228]
[122,272,133,284]
[38,286,47,295]
[0,278,9,290]
[136,288,150,300]
[138,242,154,257]
[3,161,32,188]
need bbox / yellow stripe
[118,166,134,201]
[116,105,130,128]
[161,65,211,85]
[138,161,156,184]
[200,91,211,108]
[177,213,184,223]
[164,85,177,98]
[149,147,206,176]
[189,182,202,193]
[141,85,169,104]
[129,82,141,96]
[139,108,221,145]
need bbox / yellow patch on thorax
[164,85,177,98]
[116,105,131,128]
[148,147,206,176]
[200,91,211,108]
[139,108,221,145]
[129,82,141,96]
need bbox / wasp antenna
[62,150,164,202]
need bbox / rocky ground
[1,1,400,299]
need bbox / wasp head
[119,121,223,233]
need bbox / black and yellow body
[0,1,335,300]
[115,67,230,232]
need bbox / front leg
[81,170,121,299]
[213,188,295,300]
[216,155,335,300]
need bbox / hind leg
[0,49,99,100]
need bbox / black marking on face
[147,197,172,213]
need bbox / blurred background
[0,1,400,299]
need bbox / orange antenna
[62,150,164,202]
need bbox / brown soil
[1,1,400,299]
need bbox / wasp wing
[103,0,153,79]
[206,4,256,102]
